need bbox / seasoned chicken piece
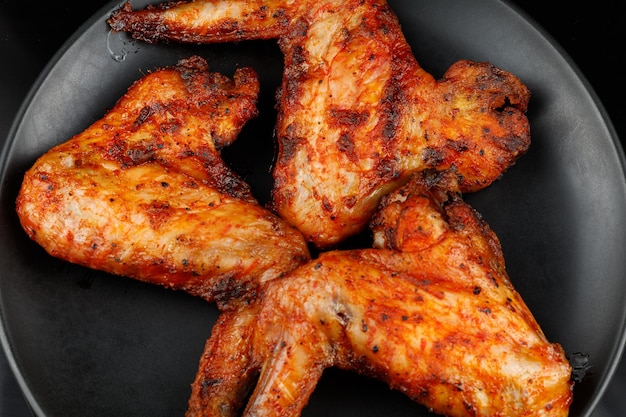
[186,171,573,417]
[109,0,531,248]
[16,56,310,303]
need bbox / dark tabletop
[1,1,625,416]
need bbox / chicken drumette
[16,56,310,303]
[109,0,531,248]
[186,171,573,417]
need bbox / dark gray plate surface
[1,1,625,416]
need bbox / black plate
[1,1,625,416]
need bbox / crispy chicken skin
[16,56,310,303]
[109,0,531,248]
[186,171,573,417]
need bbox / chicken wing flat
[109,0,531,248]
[186,171,573,417]
[16,56,310,303]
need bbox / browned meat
[109,0,531,249]
[16,56,310,303]
[186,171,573,417]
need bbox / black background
[0,1,624,416]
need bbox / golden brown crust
[268,1,531,248]
[108,0,290,44]
[109,0,532,248]
[55,3,572,416]
[187,171,573,417]
[16,56,310,303]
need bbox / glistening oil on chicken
[15,56,311,305]
[14,0,575,416]
[109,0,531,250]
[186,171,573,417]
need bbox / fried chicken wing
[16,56,310,303]
[109,0,531,248]
[186,171,573,417]
[108,0,291,43]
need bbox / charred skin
[109,0,531,249]
[108,0,292,44]
[270,4,531,248]
[187,172,573,417]
[16,56,310,303]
